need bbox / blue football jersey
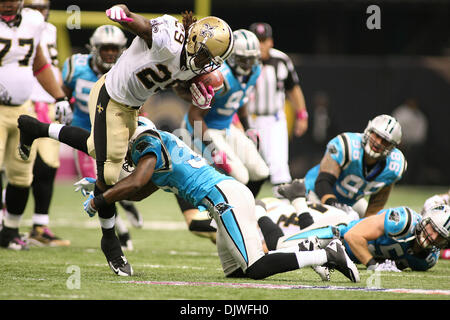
[283,207,439,271]
[130,129,233,206]
[305,132,406,206]
[201,62,261,130]
[338,207,440,271]
[62,54,101,131]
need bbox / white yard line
[116,280,450,296]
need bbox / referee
[248,22,309,193]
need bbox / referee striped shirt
[247,48,300,116]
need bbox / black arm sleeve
[314,171,337,201]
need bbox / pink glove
[212,150,232,175]
[34,101,51,123]
[190,82,214,109]
[106,6,134,22]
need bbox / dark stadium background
[50,0,450,185]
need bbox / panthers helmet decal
[185,16,234,74]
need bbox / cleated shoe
[28,226,71,247]
[0,228,29,251]
[275,179,306,201]
[324,239,360,283]
[108,255,134,276]
[119,200,143,228]
[4,237,29,251]
[298,236,330,281]
[101,235,133,276]
[17,115,46,160]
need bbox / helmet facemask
[362,115,402,160]
[92,44,123,72]
[184,16,234,75]
[415,217,449,251]
[229,55,259,76]
[88,25,127,73]
[415,204,450,251]
[228,29,261,76]
[363,130,396,160]
[186,40,223,75]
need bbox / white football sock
[48,123,64,140]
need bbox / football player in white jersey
[19,5,234,267]
[0,0,71,250]
[62,25,143,251]
[22,0,70,247]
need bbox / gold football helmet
[24,0,49,6]
[185,16,234,75]
[24,0,50,20]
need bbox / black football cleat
[324,239,360,283]
[108,255,134,276]
[101,235,133,276]
[17,115,46,160]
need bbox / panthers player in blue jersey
[17,115,360,282]
[278,114,406,218]
[183,29,269,196]
[265,203,450,272]
[177,29,269,243]
[61,25,143,250]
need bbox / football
[191,69,224,92]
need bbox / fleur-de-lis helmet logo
[199,23,217,39]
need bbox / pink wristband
[33,63,51,76]
[296,109,308,120]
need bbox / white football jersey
[0,8,46,105]
[105,14,196,107]
[29,22,61,103]
[260,197,356,236]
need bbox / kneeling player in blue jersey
[277,114,406,218]
[18,115,360,282]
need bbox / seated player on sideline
[17,114,361,282]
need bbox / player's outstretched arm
[90,154,157,211]
[106,4,152,47]
[343,212,385,267]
